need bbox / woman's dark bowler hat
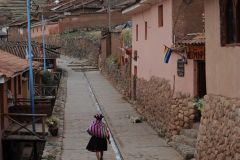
[94,113,104,120]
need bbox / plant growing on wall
[121,28,132,48]
[46,116,60,136]
[106,55,118,65]
[193,98,204,112]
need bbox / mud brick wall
[136,77,195,138]
[196,95,240,160]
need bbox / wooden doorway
[132,66,137,100]
[197,60,206,98]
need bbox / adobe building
[122,0,205,158]
[196,0,240,160]
[0,41,60,71]
[0,49,40,160]
[31,21,60,39]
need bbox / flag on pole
[163,45,172,63]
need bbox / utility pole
[27,0,37,158]
[27,0,36,133]
[108,0,111,31]
[42,14,47,71]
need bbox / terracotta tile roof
[0,41,60,60]
[178,33,205,45]
[0,49,40,78]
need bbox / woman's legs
[96,152,100,160]
[100,151,104,160]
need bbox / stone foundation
[136,77,195,138]
[101,64,196,138]
[101,60,131,98]
[196,95,240,160]
[42,70,67,160]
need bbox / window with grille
[136,24,138,41]
[220,0,240,45]
[145,21,148,40]
[158,5,163,27]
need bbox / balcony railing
[2,113,47,141]
[34,85,58,97]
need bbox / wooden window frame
[136,24,138,41]
[158,5,163,27]
[145,21,147,40]
[220,0,240,46]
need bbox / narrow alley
[1,1,239,160]
[58,57,182,160]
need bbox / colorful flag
[163,46,172,63]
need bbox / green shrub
[42,71,57,86]
[193,98,204,112]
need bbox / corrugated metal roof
[178,33,205,45]
[0,49,40,78]
[0,41,60,59]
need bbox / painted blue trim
[42,14,47,71]
[27,0,36,132]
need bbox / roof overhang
[122,0,160,15]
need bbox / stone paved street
[59,57,182,160]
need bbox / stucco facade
[131,0,198,95]
[205,0,240,98]
[195,1,240,160]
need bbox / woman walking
[86,113,110,160]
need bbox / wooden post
[42,117,46,135]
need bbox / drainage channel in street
[83,72,124,160]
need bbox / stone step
[172,135,197,147]
[169,141,195,160]
[192,123,200,130]
[180,129,198,139]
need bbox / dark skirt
[86,136,108,152]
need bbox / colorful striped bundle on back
[87,120,110,138]
[163,46,172,63]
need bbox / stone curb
[41,69,68,160]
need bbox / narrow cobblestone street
[58,57,182,160]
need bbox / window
[158,5,163,27]
[220,0,240,45]
[145,21,147,40]
[136,24,138,41]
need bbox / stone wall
[136,77,195,138]
[42,70,67,160]
[33,35,100,66]
[101,59,131,98]
[196,94,240,160]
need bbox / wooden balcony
[34,85,58,97]
[2,113,47,142]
